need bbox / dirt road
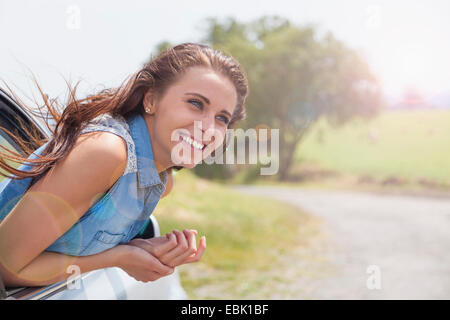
[231,186,450,299]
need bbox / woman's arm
[1,245,118,287]
[0,132,129,286]
[1,242,175,287]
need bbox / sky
[1,0,449,106]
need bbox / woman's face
[143,66,237,171]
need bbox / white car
[0,87,187,300]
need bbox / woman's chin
[183,163,196,169]
[173,158,199,169]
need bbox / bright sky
[1,0,449,104]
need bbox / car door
[0,87,187,300]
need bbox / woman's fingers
[159,229,189,264]
[165,229,198,266]
[184,229,197,251]
[151,232,177,257]
[182,236,206,264]
[147,253,174,275]
[159,229,199,267]
[128,234,177,258]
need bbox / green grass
[154,169,322,299]
[295,109,450,186]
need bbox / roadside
[229,162,450,200]
[231,185,450,299]
[154,169,330,299]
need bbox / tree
[201,16,385,180]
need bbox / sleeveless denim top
[0,112,168,256]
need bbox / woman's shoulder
[81,112,130,135]
[75,130,128,181]
[79,112,137,175]
[76,129,128,162]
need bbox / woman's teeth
[181,135,204,150]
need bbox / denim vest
[0,112,167,256]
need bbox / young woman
[0,43,249,287]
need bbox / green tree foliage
[201,16,385,180]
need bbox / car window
[0,129,23,183]
[0,88,51,183]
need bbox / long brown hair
[0,42,249,191]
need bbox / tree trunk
[278,139,298,181]
[277,121,312,181]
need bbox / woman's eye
[189,99,202,109]
[218,116,230,124]
[189,99,229,124]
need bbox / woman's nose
[200,113,216,134]
[196,114,222,146]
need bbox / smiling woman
[0,43,249,287]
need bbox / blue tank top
[0,112,168,256]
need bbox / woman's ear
[143,89,158,114]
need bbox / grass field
[294,109,450,187]
[154,169,324,299]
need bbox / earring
[145,107,151,113]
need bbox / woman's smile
[143,65,239,173]
[179,134,206,151]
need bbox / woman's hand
[128,229,207,268]
[112,244,175,283]
[161,229,207,266]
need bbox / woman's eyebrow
[185,92,232,118]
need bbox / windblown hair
[0,42,249,191]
